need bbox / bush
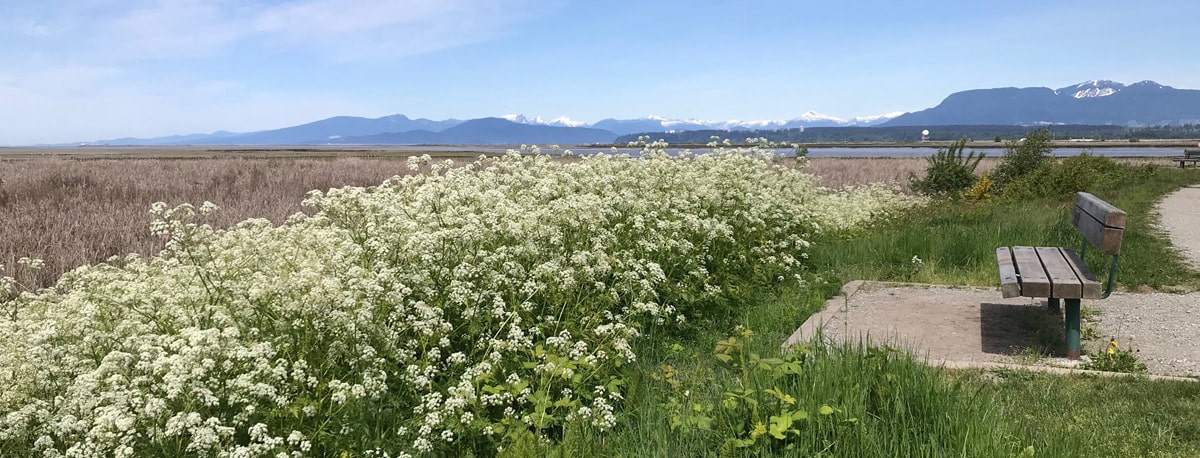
[961,173,994,201]
[1000,153,1131,201]
[909,138,985,197]
[991,128,1054,193]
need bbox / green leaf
[774,361,803,376]
[769,414,793,439]
[819,405,835,416]
[765,388,796,405]
[482,384,505,394]
[728,437,756,448]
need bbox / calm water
[343,145,1184,158]
[46,144,1187,158]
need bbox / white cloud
[0,0,557,143]
[3,0,551,62]
[0,65,380,145]
[247,0,547,59]
[102,0,244,58]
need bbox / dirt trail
[1156,185,1200,269]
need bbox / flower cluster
[0,143,918,456]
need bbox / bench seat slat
[1011,246,1051,298]
[996,247,1021,298]
[1036,246,1083,298]
[1061,247,1103,299]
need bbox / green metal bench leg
[1065,299,1081,360]
[1047,298,1060,314]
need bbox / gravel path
[1156,185,1200,269]
[1098,185,1200,376]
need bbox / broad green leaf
[769,414,792,439]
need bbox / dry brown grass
[803,157,1001,193]
[1,158,418,287]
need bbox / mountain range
[78,80,1200,146]
[884,80,1200,126]
[84,111,898,146]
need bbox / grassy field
[808,163,1200,291]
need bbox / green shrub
[1000,153,1136,201]
[909,138,985,196]
[991,128,1054,193]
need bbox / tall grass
[809,165,1200,290]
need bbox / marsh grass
[0,158,421,287]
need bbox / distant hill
[78,113,900,146]
[885,80,1200,127]
[91,114,463,145]
[69,80,1200,146]
[329,118,618,144]
[616,124,1200,144]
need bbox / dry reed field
[804,157,1000,192]
[1,158,417,287]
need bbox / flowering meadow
[0,143,917,456]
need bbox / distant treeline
[615,124,1200,144]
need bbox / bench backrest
[1070,192,1125,255]
[1186,148,1200,158]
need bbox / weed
[909,138,986,196]
[1085,339,1148,373]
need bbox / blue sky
[2,0,1198,144]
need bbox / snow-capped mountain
[885,79,1200,127]
[1056,79,1124,98]
[86,79,1198,146]
[500,111,902,136]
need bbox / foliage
[809,165,1200,290]
[961,173,994,201]
[991,128,1054,193]
[662,328,859,453]
[0,144,916,456]
[909,138,985,196]
[1000,154,1146,201]
[1084,339,1148,373]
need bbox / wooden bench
[1171,148,1200,168]
[996,192,1125,359]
